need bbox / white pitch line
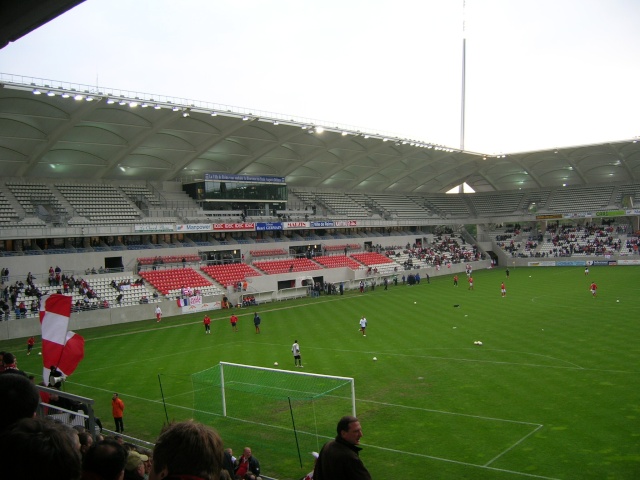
[485,424,545,467]
[359,442,561,480]
[356,397,542,426]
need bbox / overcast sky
[1,0,639,154]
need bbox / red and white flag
[40,294,85,385]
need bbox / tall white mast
[460,0,467,151]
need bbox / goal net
[189,362,355,462]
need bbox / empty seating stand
[120,184,162,206]
[139,268,221,296]
[201,263,261,287]
[138,254,200,269]
[253,258,322,274]
[313,255,362,270]
[56,183,141,224]
[249,249,288,258]
[0,191,18,224]
[6,181,66,217]
[324,244,361,253]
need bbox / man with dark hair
[0,416,82,480]
[78,430,94,458]
[313,415,372,480]
[82,438,128,480]
[149,420,224,480]
[0,372,40,431]
[0,351,27,377]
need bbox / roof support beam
[18,98,101,177]
[160,118,258,181]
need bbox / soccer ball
[477,341,483,346]
[373,357,377,361]
[414,301,417,304]
[274,362,279,366]
[616,300,620,303]
[38,352,42,355]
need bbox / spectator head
[0,417,82,480]
[82,438,127,480]
[125,450,148,478]
[78,430,94,456]
[149,420,223,480]
[0,372,39,431]
[3,351,17,367]
[336,415,363,446]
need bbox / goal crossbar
[218,361,356,417]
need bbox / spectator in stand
[0,417,82,480]
[224,448,236,478]
[124,451,148,480]
[78,430,94,458]
[18,300,27,318]
[313,416,371,480]
[1,352,27,377]
[234,447,262,480]
[302,452,319,480]
[148,420,224,480]
[82,438,128,480]
[0,372,40,432]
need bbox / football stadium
[1,3,640,480]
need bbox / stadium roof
[1,75,640,194]
[0,0,85,49]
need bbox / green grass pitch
[7,266,640,479]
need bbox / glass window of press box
[183,181,287,203]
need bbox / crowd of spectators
[497,222,633,258]
[0,348,267,480]
[383,235,482,269]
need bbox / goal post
[216,361,355,417]
[189,362,356,464]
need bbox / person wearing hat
[301,452,319,480]
[124,450,148,480]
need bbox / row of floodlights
[32,88,97,101]
[30,86,457,151]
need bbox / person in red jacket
[203,314,211,334]
[112,393,125,433]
